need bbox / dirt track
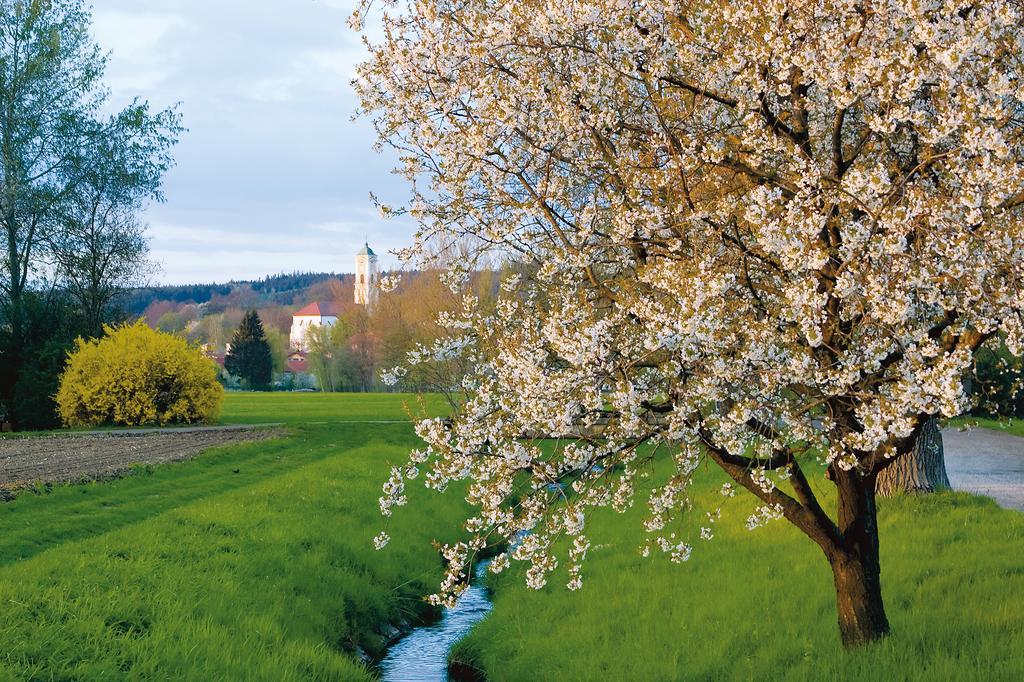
[0,426,282,489]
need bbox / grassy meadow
[452,457,1024,681]
[1,393,1022,680]
[0,393,457,679]
[218,391,450,425]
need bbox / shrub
[1,292,88,431]
[56,321,223,427]
[972,341,1024,418]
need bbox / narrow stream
[378,562,492,681]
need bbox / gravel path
[942,427,1024,511]
[0,426,283,489]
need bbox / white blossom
[356,0,1024,611]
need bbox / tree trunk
[829,548,890,647]
[831,469,891,647]
[876,417,950,496]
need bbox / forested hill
[124,272,344,315]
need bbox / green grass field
[2,393,1022,680]
[219,391,450,425]
[452,459,1024,681]
[0,393,458,679]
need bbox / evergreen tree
[224,310,273,390]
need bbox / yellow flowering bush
[56,321,223,427]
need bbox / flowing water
[378,562,492,681]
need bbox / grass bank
[452,461,1024,680]
[948,415,1024,438]
[0,393,459,679]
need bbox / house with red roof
[284,244,378,387]
[286,349,309,374]
[289,300,339,352]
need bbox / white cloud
[92,9,191,96]
[89,0,410,284]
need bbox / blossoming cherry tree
[355,0,1024,647]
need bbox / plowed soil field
[0,426,281,489]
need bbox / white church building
[288,243,379,353]
[289,301,339,352]
[354,242,379,306]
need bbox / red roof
[293,301,340,317]
[287,357,309,373]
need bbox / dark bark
[702,430,891,647]
[876,417,950,496]
[830,468,890,647]
[829,548,890,647]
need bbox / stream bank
[377,562,493,681]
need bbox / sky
[91,0,409,284]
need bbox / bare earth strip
[0,425,284,489]
[942,427,1024,511]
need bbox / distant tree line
[125,283,235,313]
[122,272,345,316]
[0,0,181,430]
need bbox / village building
[354,243,379,306]
[287,349,309,374]
[287,243,378,361]
[289,301,339,352]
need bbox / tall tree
[357,0,1024,648]
[225,310,273,390]
[1,0,96,330]
[49,105,180,335]
[1,290,82,429]
[49,205,152,336]
[0,0,180,426]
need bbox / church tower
[354,242,378,305]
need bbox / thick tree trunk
[876,417,950,496]
[831,469,891,647]
[829,548,890,647]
